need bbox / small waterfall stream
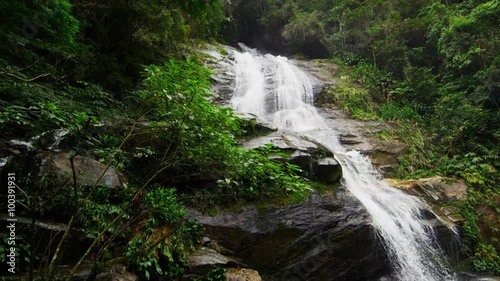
[230,45,456,281]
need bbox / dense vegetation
[1,0,498,279]
[0,1,311,280]
[224,0,499,273]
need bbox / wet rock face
[293,60,339,106]
[188,190,392,281]
[198,44,238,104]
[40,152,126,189]
[242,131,342,185]
[318,107,405,178]
[313,157,342,184]
[226,268,262,281]
[387,176,468,203]
[242,131,332,156]
[387,176,469,228]
[5,151,126,189]
[199,44,404,177]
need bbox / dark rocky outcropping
[318,107,405,178]
[242,131,342,185]
[387,176,468,203]
[185,246,263,281]
[42,152,126,189]
[387,176,468,224]
[4,151,126,189]
[226,268,262,281]
[188,189,391,281]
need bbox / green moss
[375,130,392,141]
[216,45,228,56]
[206,207,219,217]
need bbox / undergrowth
[329,60,500,274]
[0,57,315,280]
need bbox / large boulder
[313,158,342,185]
[3,151,126,189]
[242,131,342,185]
[185,246,261,281]
[387,176,467,202]
[188,247,240,271]
[39,152,126,189]
[188,189,391,281]
[236,112,278,135]
[226,268,262,281]
[387,176,468,225]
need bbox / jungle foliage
[1,0,499,278]
[0,1,311,280]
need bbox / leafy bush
[333,85,379,120]
[206,266,226,281]
[223,147,312,202]
[135,59,313,204]
[352,62,391,102]
[472,243,500,274]
[137,59,242,168]
[379,101,424,123]
[126,187,203,280]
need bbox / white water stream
[230,45,455,281]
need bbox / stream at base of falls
[230,44,458,281]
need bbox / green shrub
[135,59,313,205]
[334,86,379,120]
[126,187,203,280]
[379,101,424,123]
[352,63,391,102]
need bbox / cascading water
[231,45,456,281]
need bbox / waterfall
[230,45,455,281]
